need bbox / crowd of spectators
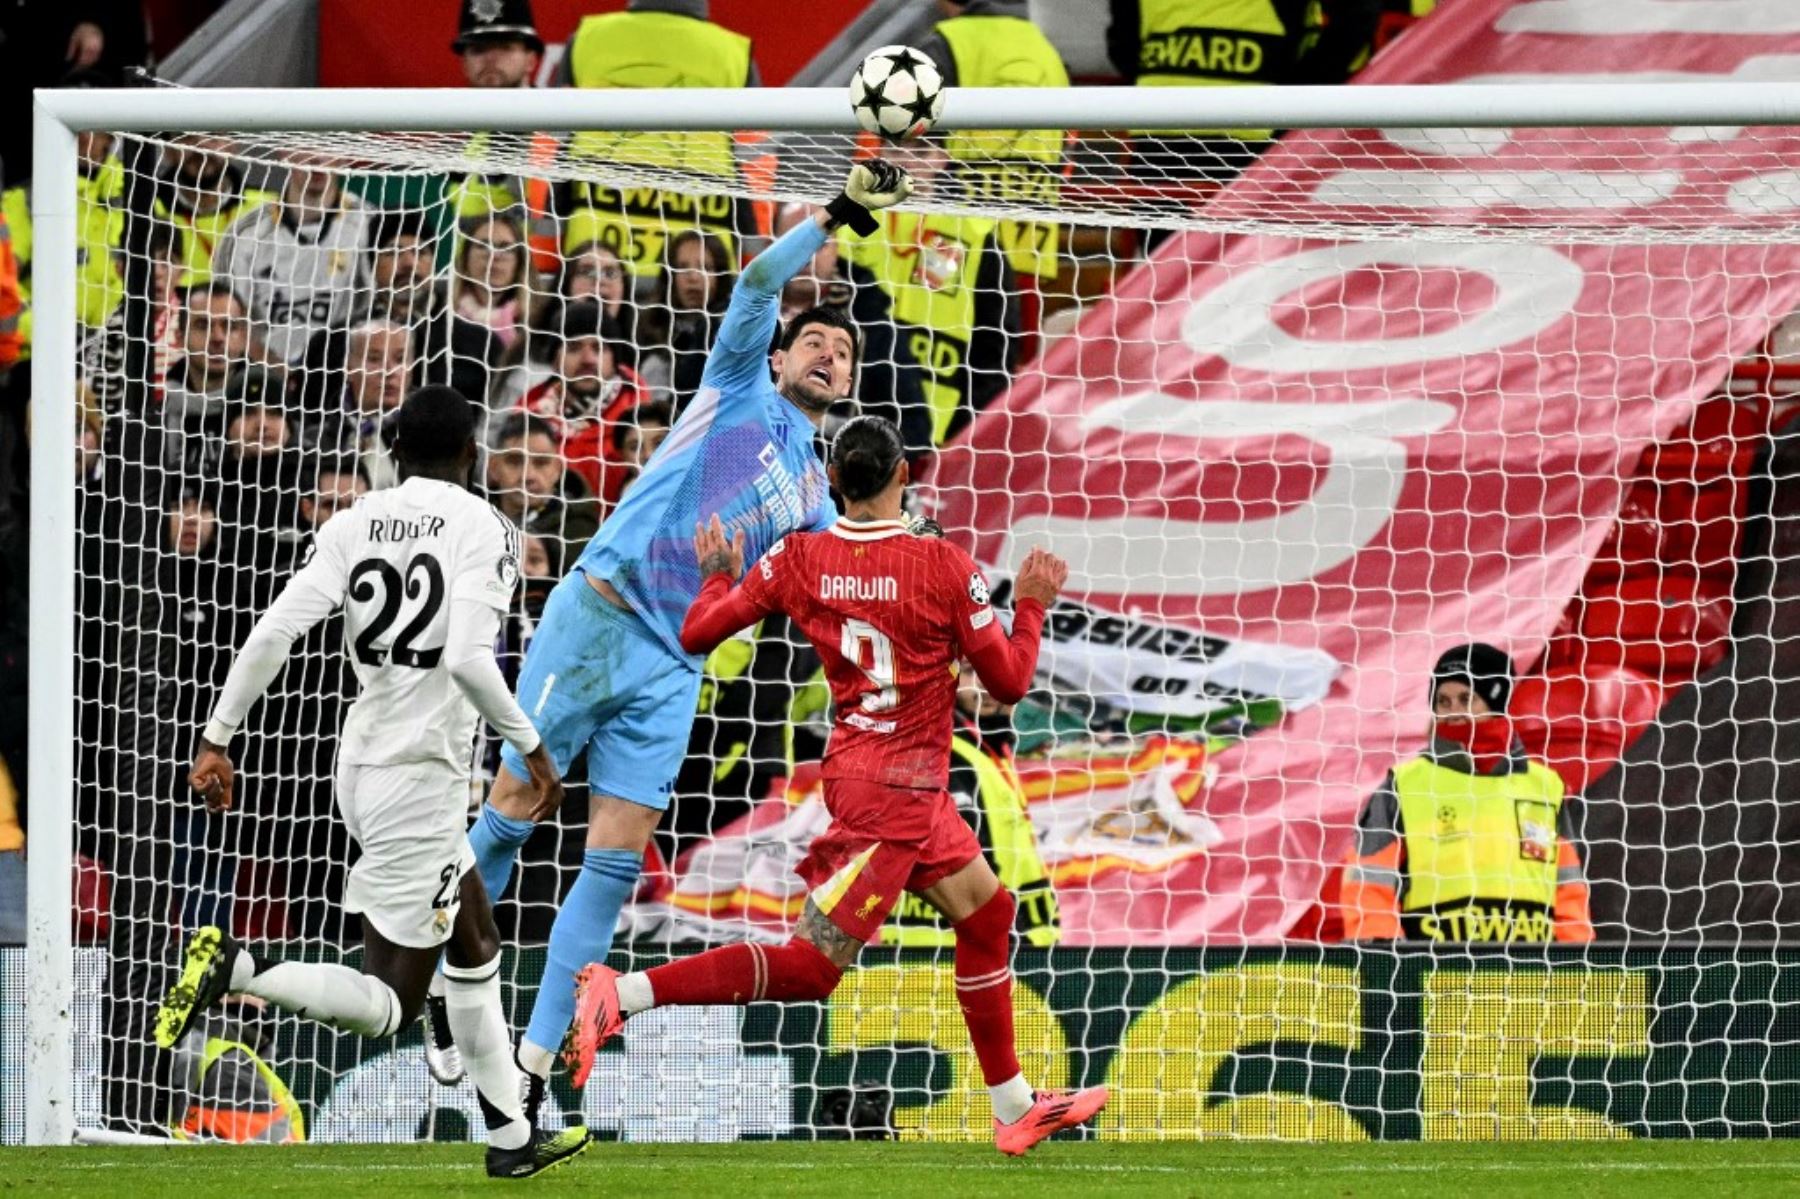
[0,0,1421,964]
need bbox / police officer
[563,0,756,279]
[453,0,543,89]
[1341,643,1595,944]
[915,1,1071,286]
[450,0,560,272]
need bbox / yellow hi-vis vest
[935,15,1070,280]
[8,159,130,337]
[841,211,995,444]
[566,10,751,277]
[171,1036,306,1144]
[164,188,279,287]
[875,734,1059,947]
[1392,756,1565,943]
[75,160,128,330]
[1134,0,1323,139]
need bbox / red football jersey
[736,517,1026,790]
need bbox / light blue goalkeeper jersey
[575,217,837,665]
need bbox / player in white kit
[153,386,588,1178]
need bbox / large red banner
[923,0,1800,942]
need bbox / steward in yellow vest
[916,1,1072,282]
[564,0,755,278]
[840,209,1019,446]
[1342,643,1595,943]
[5,134,128,339]
[875,714,1059,948]
[1107,0,1377,170]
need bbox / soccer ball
[849,45,945,142]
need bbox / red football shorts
[794,779,983,942]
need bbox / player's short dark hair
[393,385,476,468]
[778,304,860,360]
[830,415,905,502]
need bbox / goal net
[24,84,1800,1145]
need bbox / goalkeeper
[456,160,915,1108]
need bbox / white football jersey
[296,476,520,768]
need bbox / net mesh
[44,115,1800,1144]
[123,124,1800,243]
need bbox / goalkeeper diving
[449,159,918,1114]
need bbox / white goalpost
[25,81,1800,1146]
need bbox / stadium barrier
[8,945,1794,1143]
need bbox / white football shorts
[335,761,476,949]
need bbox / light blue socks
[521,847,643,1064]
[468,803,537,902]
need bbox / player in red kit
[566,416,1107,1153]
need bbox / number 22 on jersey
[348,553,446,668]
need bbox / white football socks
[990,1074,1035,1125]
[237,956,401,1039]
[516,1038,557,1080]
[443,956,530,1151]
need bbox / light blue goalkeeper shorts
[498,570,701,812]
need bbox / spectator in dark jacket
[484,410,602,564]
[214,365,305,582]
[161,281,257,469]
[300,317,413,488]
[364,208,500,407]
[0,2,146,186]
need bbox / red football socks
[645,938,844,1006]
[953,888,1022,1087]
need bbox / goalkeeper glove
[827,159,913,236]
